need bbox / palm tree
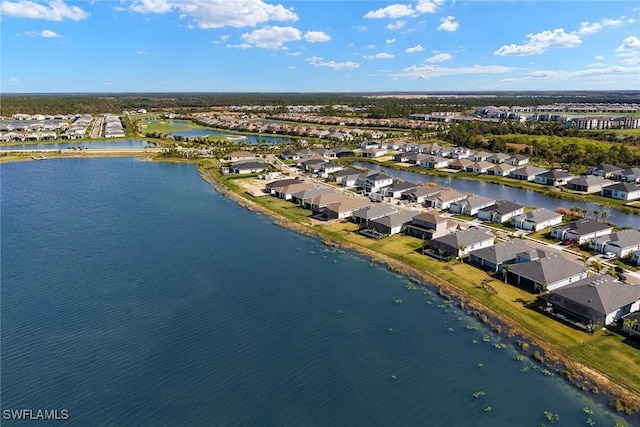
[593,209,602,222]
[501,264,510,283]
[589,259,603,274]
[457,244,467,262]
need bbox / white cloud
[364,52,395,60]
[394,63,514,80]
[385,20,406,30]
[364,4,416,19]
[494,28,581,56]
[41,29,61,37]
[405,44,424,54]
[286,51,301,56]
[426,52,452,63]
[136,50,149,55]
[437,16,458,32]
[1,0,89,21]
[304,31,330,43]
[306,56,360,70]
[594,55,604,61]
[416,0,444,14]
[364,0,443,19]
[615,35,640,65]
[386,38,396,44]
[129,0,298,29]
[577,17,633,35]
[512,65,640,83]
[24,29,61,37]
[237,25,301,49]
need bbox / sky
[1,0,639,93]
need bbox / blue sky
[1,0,639,93]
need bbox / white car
[603,252,616,259]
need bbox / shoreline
[198,163,640,419]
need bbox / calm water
[353,162,639,229]
[0,139,151,151]
[169,128,295,145]
[1,158,635,426]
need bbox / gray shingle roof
[478,200,524,215]
[553,219,612,236]
[513,208,562,223]
[508,254,585,285]
[469,239,530,265]
[546,274,640,316]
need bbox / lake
[1,158,634,426]
[169,128,296,145]
[0,139,151,151]
[352,162,639,229]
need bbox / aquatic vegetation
[391,375,397,380]
[541,369,553,376]
[492,343,506,350]
[484,406,492,412]
[585,417,595,426]
[472,340,479,344]
[521,366,531,372]
[482,335,491,343]
[447,327,454,332]
[583,407,594,415]
[472,390,485,398]
[425,300,432,305]
[513,354,526,361]
[405,283,418,291]
[478,363,484,367]
[387,328,394,332]
[394,298,403,304]
[543,411,559,422]
[465,325,479,330]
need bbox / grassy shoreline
[196,158,640,418]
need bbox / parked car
[617,272,628,282]
[614,266,624,273]
[603,252,616,259]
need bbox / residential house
[292,187,336,206]
[565,175,614,194]
[358,172,393,193]
[477,200,525,223]
[589,164,625,179]
[322,196,373,220]
[448,195,496,216]
[550,219,613,245]
[301,158,327,173]
[506,154,530,166]
[351,204,398,226]
[405,210,457,240]
[486,163,516,176]
[448,158,473,171]
[265,178,304,194]
[423,188,467,210]
[469,151,492,162]
[392,152,412,163]
[600,182,640,201]
[333,147,356,158]
[279,150,300,160]
[541,274,640,329]
[512,208,563,232]
[305,192,349,212]
[428,227,495,260]
[632,250,640,267]
[381,180,419,200]
[487,153,511,164]
[468,239,531,273]
[271,182,316,200]
[419,156,450,169]
[450,147,471,159]
[403,185,442,205]
[509,166,549,181]
[590,229,640,258]
[369,209,420,236]
[320,162,343,177]
[467,161,494,174]
[612,167,640,184]
[506,254,588,292]
[361,148,388,158]
[222,150,255,162]
[331,169,362,187]
[228,160,268,175]
[534,169,575,187]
